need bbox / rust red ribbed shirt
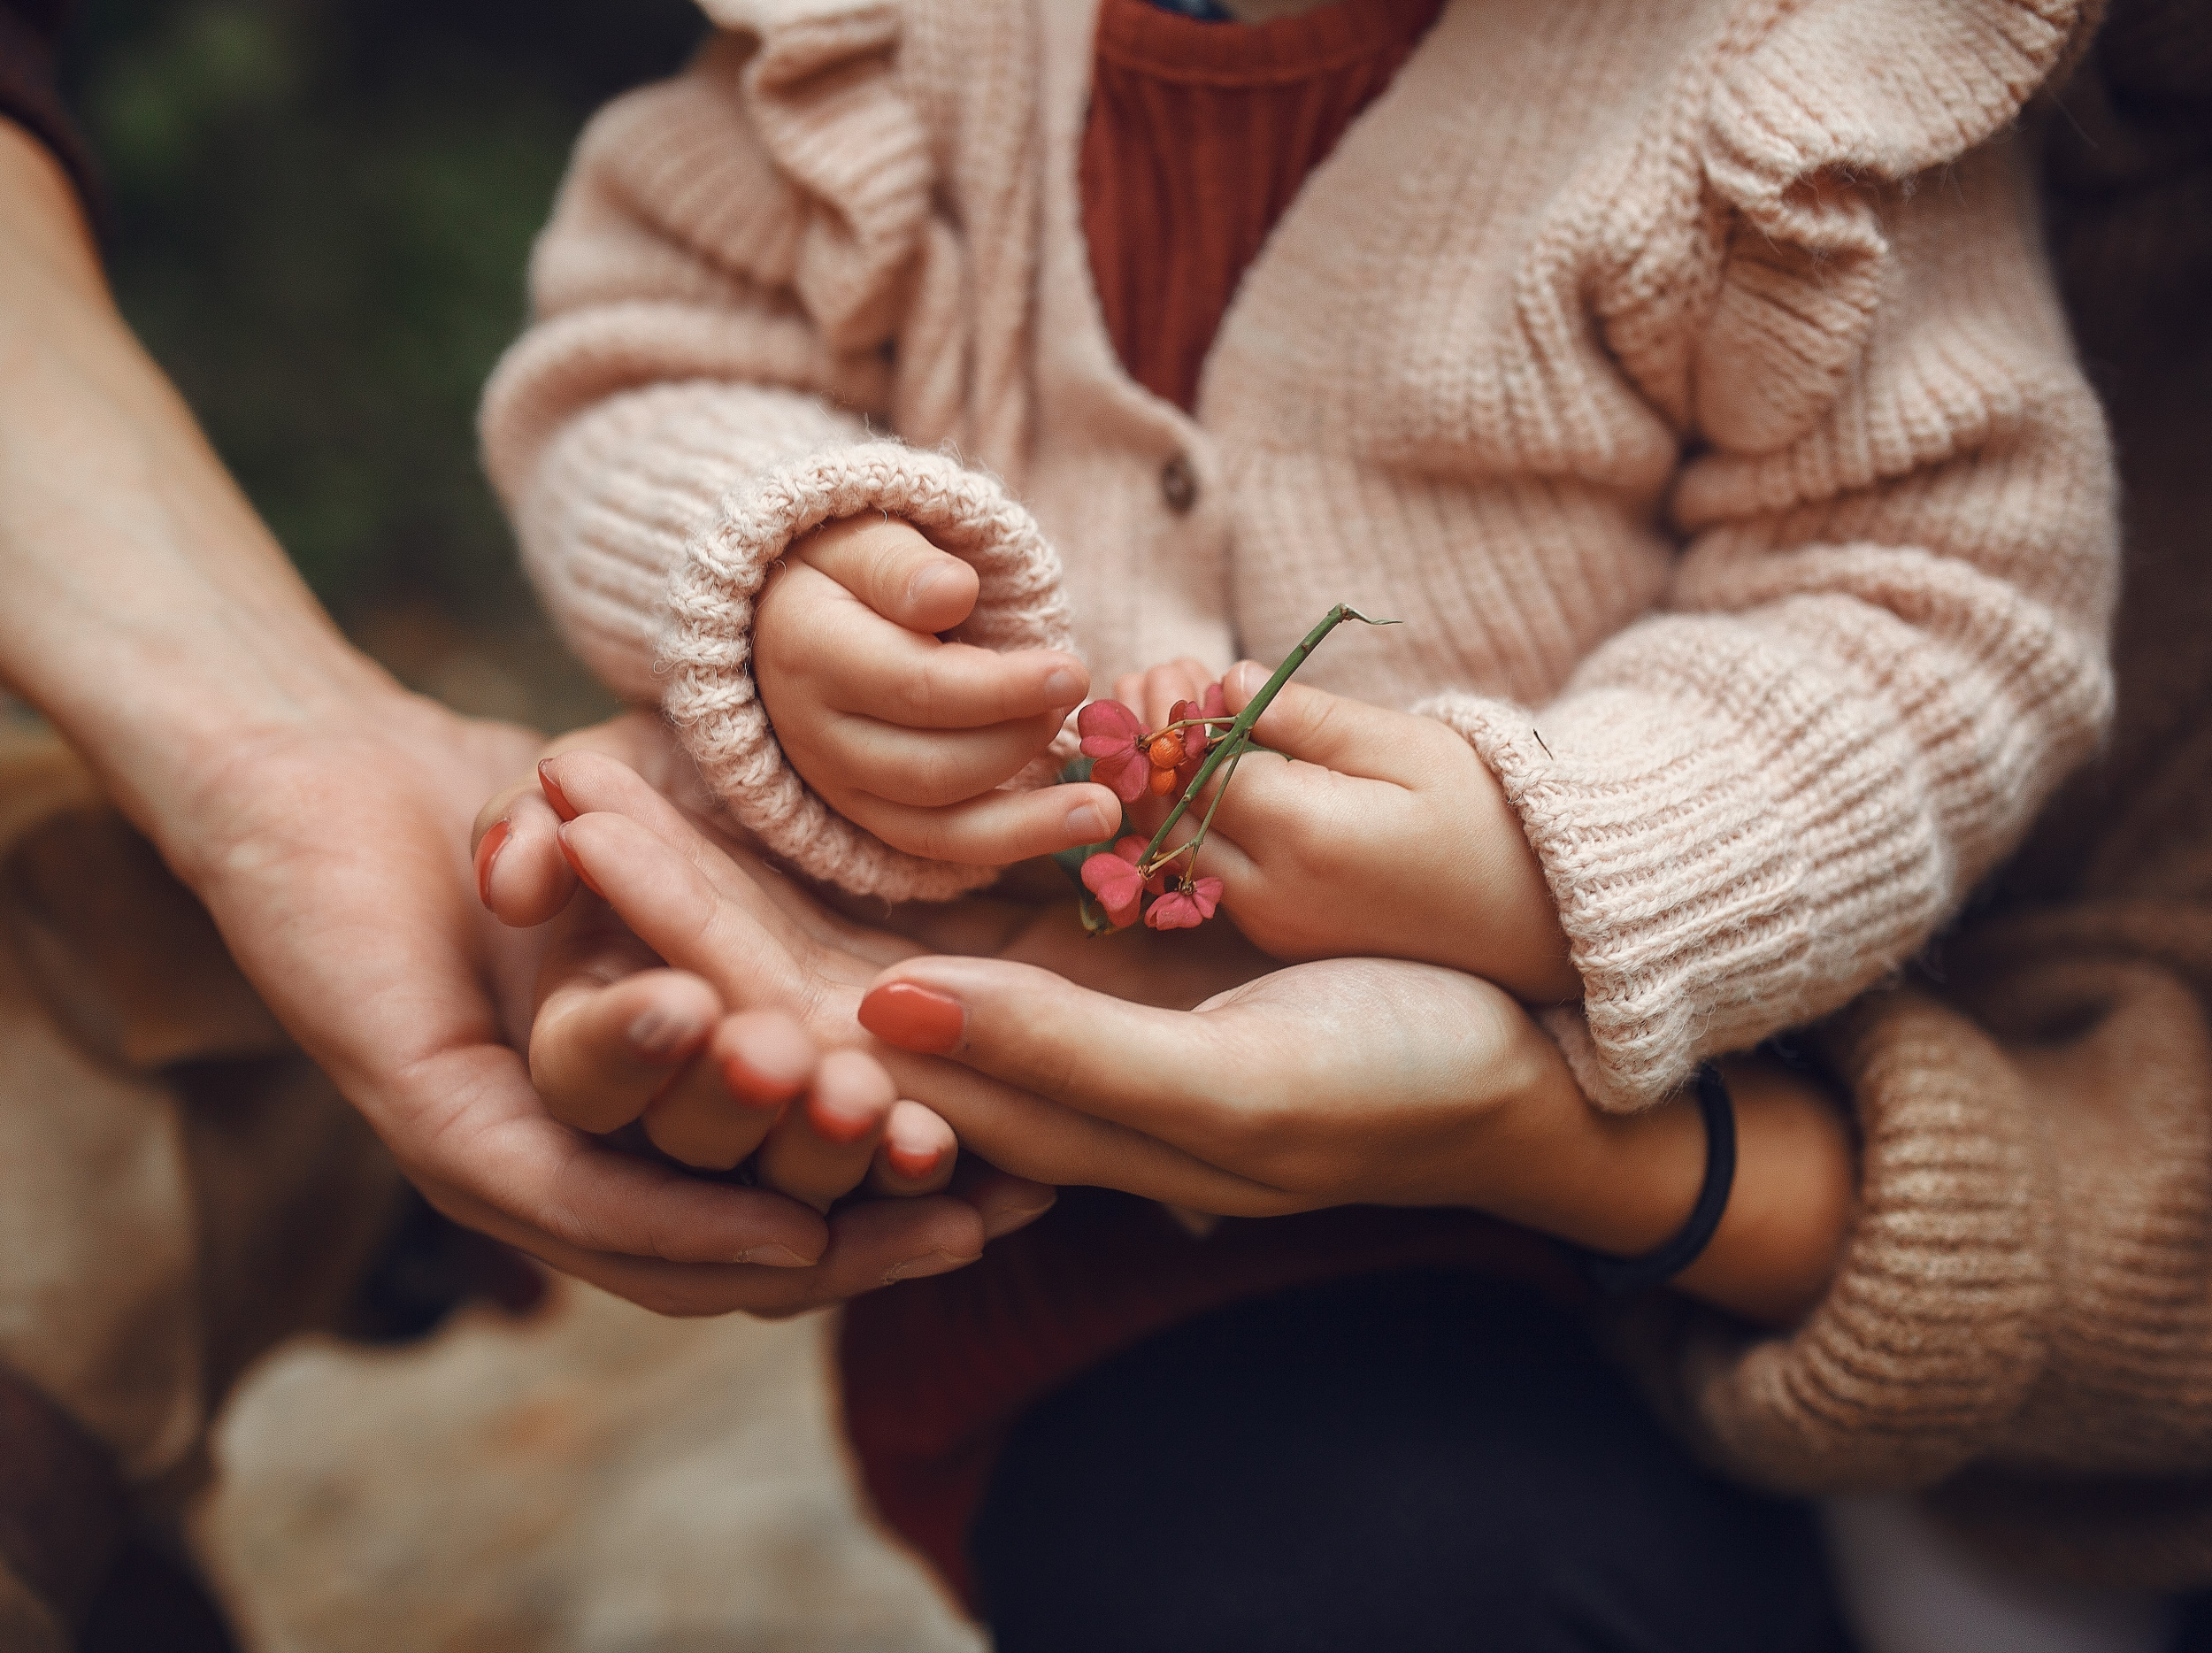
[1081,0,1444,410]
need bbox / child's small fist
[754,514,1120,865]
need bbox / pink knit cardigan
[480,0,2116,1110]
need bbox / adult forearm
[0,121,388,842]
[1476,1050,1855,1327]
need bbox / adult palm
[159,690,1005,1316]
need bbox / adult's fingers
[858,956,1279,1175]
[399,1057,832,1266]
[555,811,811,1016]
[868,1099,958,1196]
[532,965,722,1134]
[1113,657,1217,731]
[426,1174,993,1318]
[754,1048,897,1211]
[540,750,804,941]
[639,1010,812,1171]
[475,782,577,927]
[795,512,979,635]
[844,777,1121,865]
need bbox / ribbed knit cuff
[660,441,1079,901]
[1420,612,2015,1110]
[1628,986,2048,1494]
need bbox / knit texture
[481,0,2117,1107]
[1630,0,2212,1586]
[660,442,1079,897]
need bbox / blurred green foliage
[61,0,703,627]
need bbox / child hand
[752,513,1121,865]
[484,769,958,1211]
[1154,661,1582,1004]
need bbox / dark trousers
[972,1270,1854,1653]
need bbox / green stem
[1135,604,1394,878]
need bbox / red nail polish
[857,982,965,1054]
[720,1054,802,1112]
[537,759,577,821]
[886,1138,946,1182]
[807,1092,881,1147]
[473,818,511,908]
[555,825,604,897]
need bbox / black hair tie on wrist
[1565,1064,1737,1295]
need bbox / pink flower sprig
[1077,682,1231,803]
[1072,604,1395,933]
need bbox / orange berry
[1148,765,1179,796]
[1146,733,1185,769]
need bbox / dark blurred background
[57,0,708,732]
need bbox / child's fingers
[823,633,1090,730]
[843,779,1121,865]
[795,513,979,635]
[1218,661,1456,786]
[867,1100,958,1197]
[476,786,580,927]
[531,966,723,1135]
[754,1049,899,1211]
[1113,658,1217,731]
[823,710,1079,809]
[641,1010,813,1171]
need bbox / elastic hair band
[1567,1064,1737,1295]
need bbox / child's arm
[752,514,1117,869]
[480,33,1109,899]
[1409,132,2117,1111]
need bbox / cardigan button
[1159,453,1198,514]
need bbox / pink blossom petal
[1187,876,1224,919]
[1145,888,1204,930]
[1202,682,1227,719]
[1091,748,1149,803]
[1112,835,1170,895]
[1081,850,1145,927]
[1078,699,1142,750]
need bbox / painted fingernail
[737,1243,812,1269]
[536,759,576,820]
[857,982,965,1054]
[982,1195,1057,1241]
[1043,666,1083,703]
[627,1008,701,1063]
[884,1249,977,1284]
[886,1138,947,1182]
[720,1055,803,1112]
[555,825,604,897]
[807,1090,883,1146]
[473,818,511,908]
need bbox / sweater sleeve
[1420,129,2116,1110]
[1632,896,2212,1588]
[479,23,1074,902]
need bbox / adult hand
[0,119,1047,1320]
[165,695,1055,1318]
[523,740,1660,1227]
[500,727,1848,1324]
